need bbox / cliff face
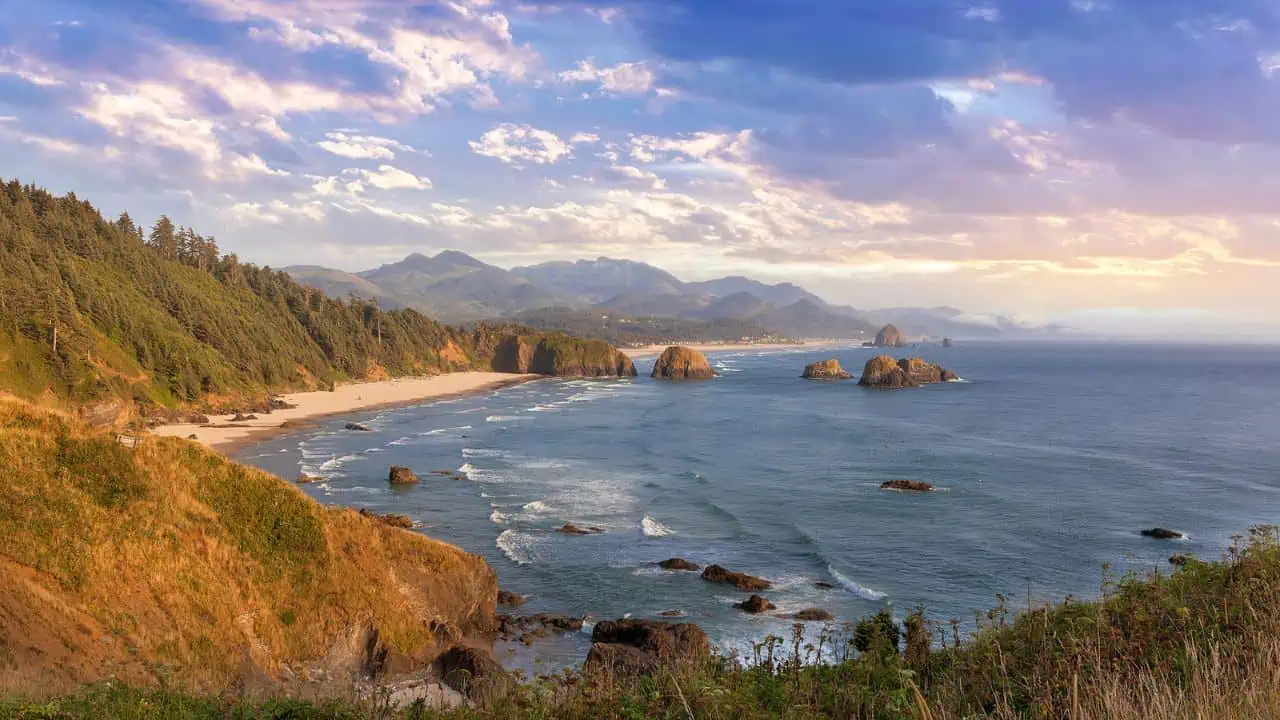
[651,346,717,380]
[0,398,497,697]
[488,334,636,377]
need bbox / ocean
[238,342,1280,668]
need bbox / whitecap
[828,566,888,601]
[641,514,676,537]
[388,436,413,446]
[486,415,525,423]
[457,462,476,475]
[522,500,551,513]
[462,448,508,459]
[496,529,537,565]
[490,508,511,525]
[421,425,472,436]
[527,404,560,413]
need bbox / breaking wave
[641,514,675,537]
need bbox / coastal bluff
[651,346,717,380]
[858,355,958,388]
[0,398,498,698]
[483,333,637,377]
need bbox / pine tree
[148,215,177,260]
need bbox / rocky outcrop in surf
[802,359,854,380]
[557,523,603,535]
[881,480,935,493]
[486,333,636,378]
[659,558,701,571]
[858,356,956,389]
[701,564,772,591]
[1142,528,1184,540]
[388,466,419,485]
[874,324,905,348]
[792,608,834,622]
[585,619,711,676]
[734,595,776,614]
[651,346,717,380]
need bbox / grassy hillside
[0,398,496,697]
[0,181,633,418]
[7,527,1279,718]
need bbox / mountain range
[283,252,1051,343]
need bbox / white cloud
[559,59,655,94]
[470,123,574,165]
[350,165,432,191]
[230,153,292,177]
[316,132,414,160]
[230,199,328,224]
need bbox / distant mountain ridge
[285,250,1050,341]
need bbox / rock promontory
[484,332,637,377]
[802,358,854,380]
[858,356,957,389]
[874,324,905,348]
[651,346,717,380]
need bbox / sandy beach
[151,372,538,451]
[624,339,846,358]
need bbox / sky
[2,0,1279,335]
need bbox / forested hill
[0,180,622,417]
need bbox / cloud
[470,123,574,165]
[316,132,413,160]
[559,59,655,94]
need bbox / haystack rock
[802,359,854,380]
[858,356,956,389]
[874,324,905,348]
[488,334,637,377]
[651,346,717,380]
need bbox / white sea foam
[486,415,524,423]
[490,508,511,525]
[496,529,537,565]
[522,500,551,513]
[527,404,560,413]
[388,436,412,446]
[829,566,888,601]
[422,425,472,436]
[462,448,508,459]
[641,515,676,537]
[457,462,476,475]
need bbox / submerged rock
[1141,528,1184,540]
[874,324,905,348]
[814,581,837,591]
[497,613,584,645]
[345,422,373,432]
[388,466,419,485]
[793,608,834,622]
[802,359,854,380]
[658,558,701,571]
[658,610,686,618]
[557,523,603,535]
[651,346,717,380]
[701,564,772,591]
[881,480,935,493]
[734,595,775,614]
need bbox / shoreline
[150,373,539,453]
[623,339,847,358]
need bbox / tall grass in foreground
[5,528,1280,719]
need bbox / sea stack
[802,359,854,380]
[874,324,905,348]
[651,346,717,380]
[858,356,956,389]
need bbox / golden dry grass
[0,397,496,698]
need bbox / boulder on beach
[388,466,419,485]
[433,646,512,703]
[734,595,775,614]
[497,590,527,608]
[881,479,935,493]
[658,558,701,571]
[345,422,373,432]
[557,523,603,535]
[586,618,711,676]
[858,356,956,389]
[802,359,854,380]
[651,346,717,380]
[1141,527,1184,540]
[701,564,771,591]
[874,324,905,348]
[230,413,257,422]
